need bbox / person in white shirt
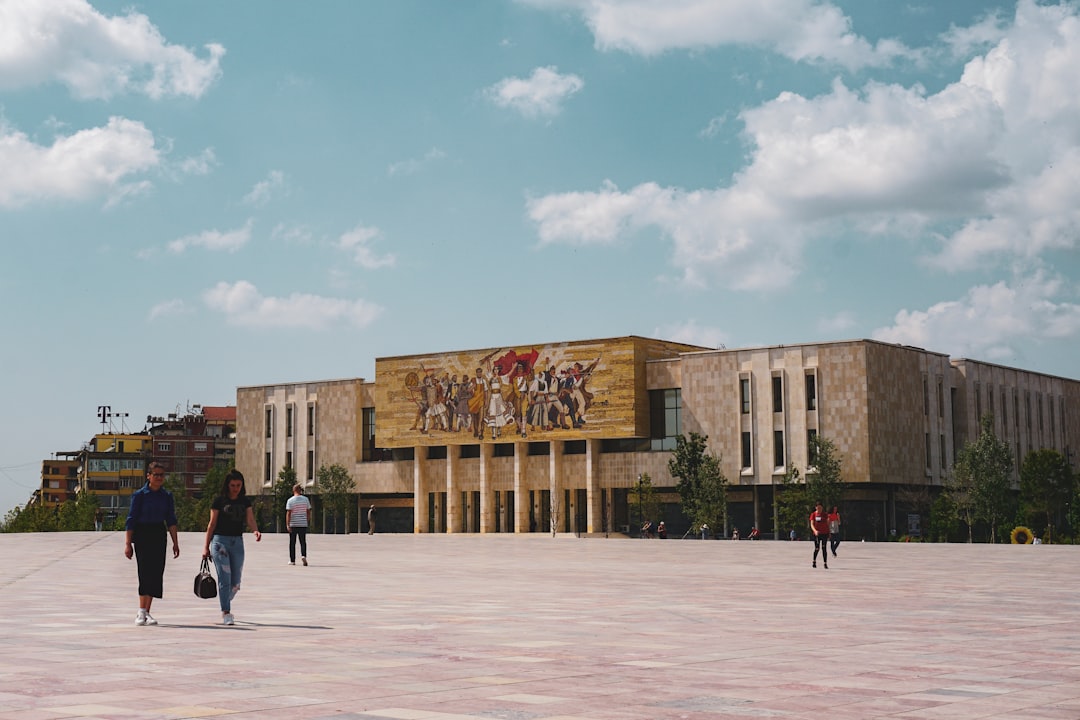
[286,484,312,566]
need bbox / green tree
[631,472,660,536]
[952,414,1014,542]
[668,432,728,534]
[776,465,809,540]
[1019,448,1075,543]
[195,463,231,531]
[317,464,356,534]
[805,434,845,511]
[163,476,199,531]
[1,504,58,532]
[928,491,959,542]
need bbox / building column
[413,449,428,534]
[549,440,563,534]
[479,442,494,533]
[514,441,528,533]
[585,438,601,533]
[446,447,459,533]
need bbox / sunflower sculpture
[1010,526,1034,544]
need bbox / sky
[2,0,1079,514]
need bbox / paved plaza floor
[1,531,1078,720]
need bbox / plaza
[1,532,1079,719]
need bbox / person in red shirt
[808,502,830,569]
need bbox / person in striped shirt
[286,484,311,566]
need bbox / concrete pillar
[585,438,601,533]
[479,442,494,533]
[513,441,528,533]
[548,440,562,534]
[446,447,459,533]
[413,449,427,533]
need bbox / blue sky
[2,0,1079,514]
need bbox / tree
[195,463,231,531]
[163,476,199,531]
[952,414,1014,542]
[271,465,298,533]
[631,473,660,536]
[805,434,845,511]
[776,465,808,540]
[1020,448,1075,543]
[928,491,959,542]
[668,432,728,534]
[317,464,356,534]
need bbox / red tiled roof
[202,406,236,422]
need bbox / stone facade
[234,337,1079,539]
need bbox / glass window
[741,432,751,469]
[773,430,784,468]
[307,404,315,435]
[805,374,816,411]
[740,378,751,414]
[286,406,294,438]
[265,407,273,438]
[649,389,681,451]
[772,376,783,413]
[807,429,818,465]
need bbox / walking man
[367,504,376,535]
[809,502,830,569]
[286,484,311,566]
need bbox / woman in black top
[203,469,261,625]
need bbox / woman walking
[203,469,261,625]
[125,462,179,626]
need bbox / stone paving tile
[2,533,1080,719]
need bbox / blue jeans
[210,534,245,613]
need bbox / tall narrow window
[741,432,752,469]
[939,435,946,471]
[265,407,273,438]
[925,434,931,470]
[285,451,293,468]
[649,389,682,451]
[307,404,315,435]
[923,377,929,415]
[772,376,783,413]
[740,378,751,414]
[264,451,272,484]
[975,382,982,422]
[805,374,817,411]
[1001,390,1008,431]
[988,387,994,425]
[773,430,785,468]
[362,407,376,462]
[307,450,314,480]
[807,429,818,466]
[286,405,294,438]
[937,379,944,418]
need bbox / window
[937,378,944,418]
[307,450,314,480]
[975,383,982,421]
[528,442,550,456]
[493,444,514,458]
[773,430,784,468]
[740,378,751,414]
[564,440,586,455]
[264,452,272,484]
[923,376,929,415]
[157,442,170,452]
[988,387,995,424]
[194,475,205,486]
[286,451,293,468]
[427,446,447,460]
[307,404,315,435]
[194,442,208,453]
[361,407,377,461]
[805,374,817,411]
[1013,390,1019,429]
[265,407,273,438]
[286,405,294,438]
[807,429,818,466]
[460,445,480,459]
[925,434,931,470]
[741,432,752,469]
[649,389,681,451]
[1001,390,1008,430]
[772,375,783,413]
[1038,394,1044,434]
[939,434,946,471]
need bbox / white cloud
[337,225,396,269]
[168,219,253,254]
[0,0,224,99]
[202,280,383,330]
[175,148,218,177]
[0,116,159,208]
[518,0,915,69]
[148,299,187,321]
[654,320,729,349]
[872,272,1080,363]
[242,170,286,206]
[271,223,314,245]
[527,1,1080,288]
[487,66,584,118]
[388,147,447,177]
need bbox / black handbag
[194,557,218,599]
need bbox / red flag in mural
[492,348,538,378]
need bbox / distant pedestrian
[124,462,179,626]
[700,523,709,540]
[286,484,311,566]
[731,527,740,540]
[827,506,841,557]
[790,527,797,541]
[94,507,104,532]
[367,504,377,535]
[809,502,830,569]
[657,521,667,539]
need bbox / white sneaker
[223,613,235,626]
[144,613,157,626]
[288,561,295,565]
[135,611,147,626]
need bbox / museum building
[235,336,1080,539]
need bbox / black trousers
[813,533,830,563]
[289,527,308,562]
[133,523,167,597]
